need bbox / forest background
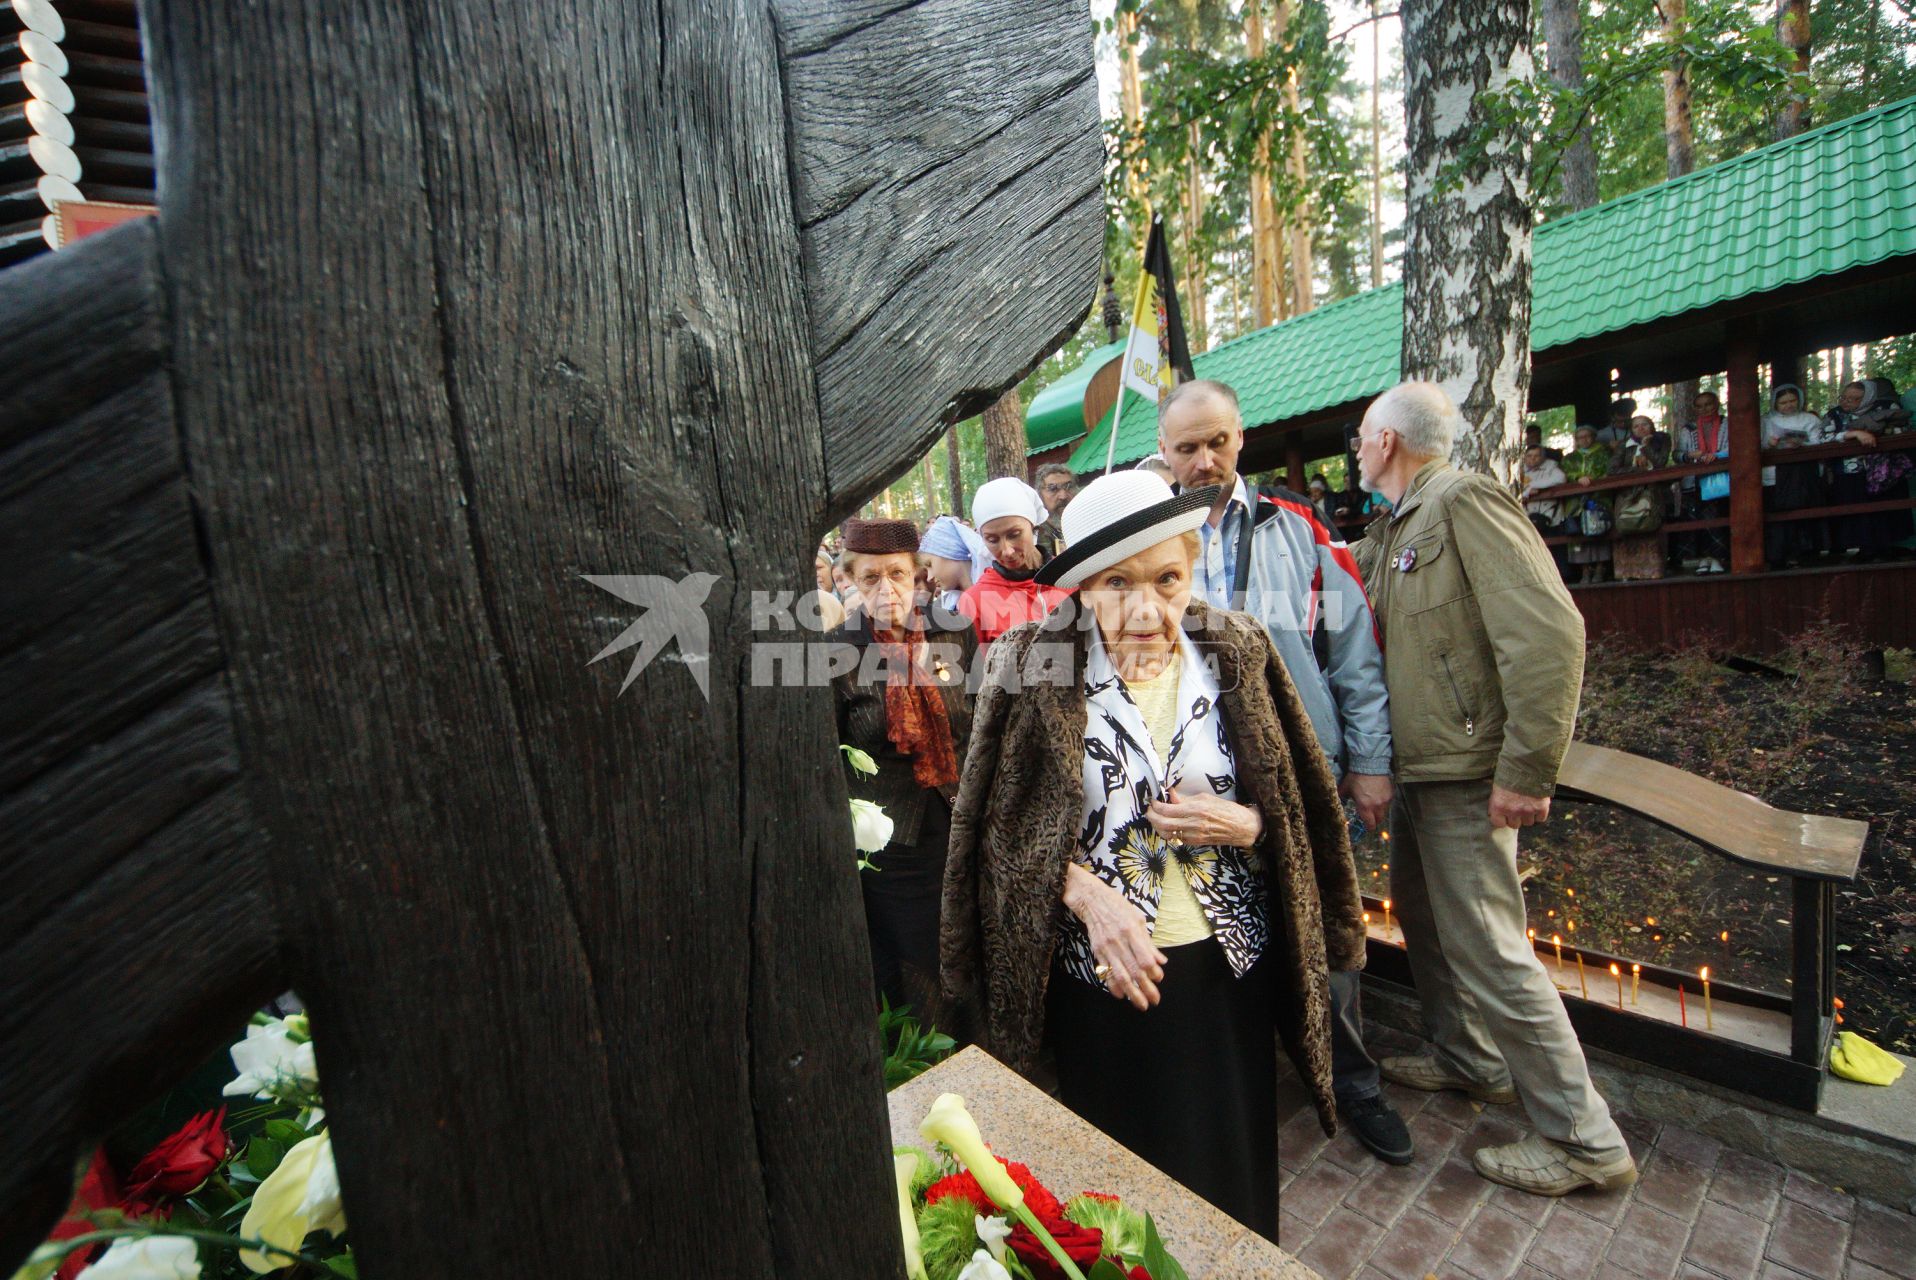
[867,0,1916,519]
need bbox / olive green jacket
[1360,460,1584,797]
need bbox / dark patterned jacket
[940,600,1364,1136]
[831,607,977,851]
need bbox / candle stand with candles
[1357,742,1869,1113]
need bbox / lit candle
[1701,967,1712,1030]
[1577,953,1588,1000]
[1611,962,1623,1010]
[1527,927,1537,948]
[1678,982,1688,1028]
[1631,963,1640,1005]
[1382,898,1393,941]
[1552,934,1564,975]
[1363,911,1372,931]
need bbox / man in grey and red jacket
[1158,378,1410,1166]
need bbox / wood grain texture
[0,222,280,1264]
[776,0,1104,520]
[1557,742,1866,880]
[132,0,1105,1271]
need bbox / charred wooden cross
[0,0,1100,1273]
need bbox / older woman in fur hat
[940,472,1363,1239]
[832,518,978,1028]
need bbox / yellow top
[1125,653,1213,948]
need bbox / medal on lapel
[1395,546,1418,572]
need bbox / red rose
[47,1149,119,1280]
[923,1157,1062,1220]
[1007,1214,1105,1280]
[124,1108,229,1203]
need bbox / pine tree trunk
[1185,121,1210,347]
[1245,0,1280,326]
[946,426,965,514]
[1274,0,1314,316]
[1118,6,1150,222]
[1775,0,1811,139]
[1542,0,1598,210]
[1400,0,1534,476]
[982,386,1026,481]
[1663,0,1697,432]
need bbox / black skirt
[1045,938,1279,1240]
[861,796,951,1029]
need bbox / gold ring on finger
[1094,963,1112,981]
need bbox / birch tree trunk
[1370,0,1385,288]
[1542,0,1598,211]
[982,386,1026,480]
[1400,0,1534,477]
[1118,6,1150,223]
[1775,0,1811,140]
[1663,0,1698,432]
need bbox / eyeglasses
[1041,482,1076,494]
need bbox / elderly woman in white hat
[940,471,1364,1239]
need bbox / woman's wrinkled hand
[1147,786,1263,849]
[1062,864,1165,1010]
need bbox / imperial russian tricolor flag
[1108,215,1196,471]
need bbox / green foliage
[879,1000,956,1089]
[1142,1214,1191,1280]
[915,1194,983,1280]
[1063,1194,1148,1264]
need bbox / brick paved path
[1275,1032,1916,1280]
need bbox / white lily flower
[975,1215,1012,1264]
[239,1131,345,1273]
[77,1236,200,1280]
[223,1022,319,1100]
[956,1248,1013,1280]
[849,798,894,854]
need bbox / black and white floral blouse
[1057,624,1269,987]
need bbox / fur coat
[940,599,1365,1136]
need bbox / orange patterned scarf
[875,627,959,790]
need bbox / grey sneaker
[1378,1054,1518,1105]
[1472,1134,1639,1197]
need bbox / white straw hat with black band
[1034,472,1220,589]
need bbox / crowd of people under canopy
[1515,379,1914,584]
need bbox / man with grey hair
[1033,463,1077,561]
[1158,377,1411,1167]
[1354,381,1636,1197]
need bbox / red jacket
[958,568,1072,648]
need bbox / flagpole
[1104,370,1128,476]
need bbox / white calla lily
[894,1153,928,1280]
[238,1131,344,1273]
[918,1093,1022,1211]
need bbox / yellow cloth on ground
[1126,653,1213,948]
[1830,1031,1906,1086]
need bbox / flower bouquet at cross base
[899,1093,1191,1280]
[16,1012,350,1280]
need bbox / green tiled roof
[1025,338,1125,454]
[1061,94,1916,471]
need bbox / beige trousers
[1390,779,1627,1162]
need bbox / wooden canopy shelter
[1034,96,1916,652]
